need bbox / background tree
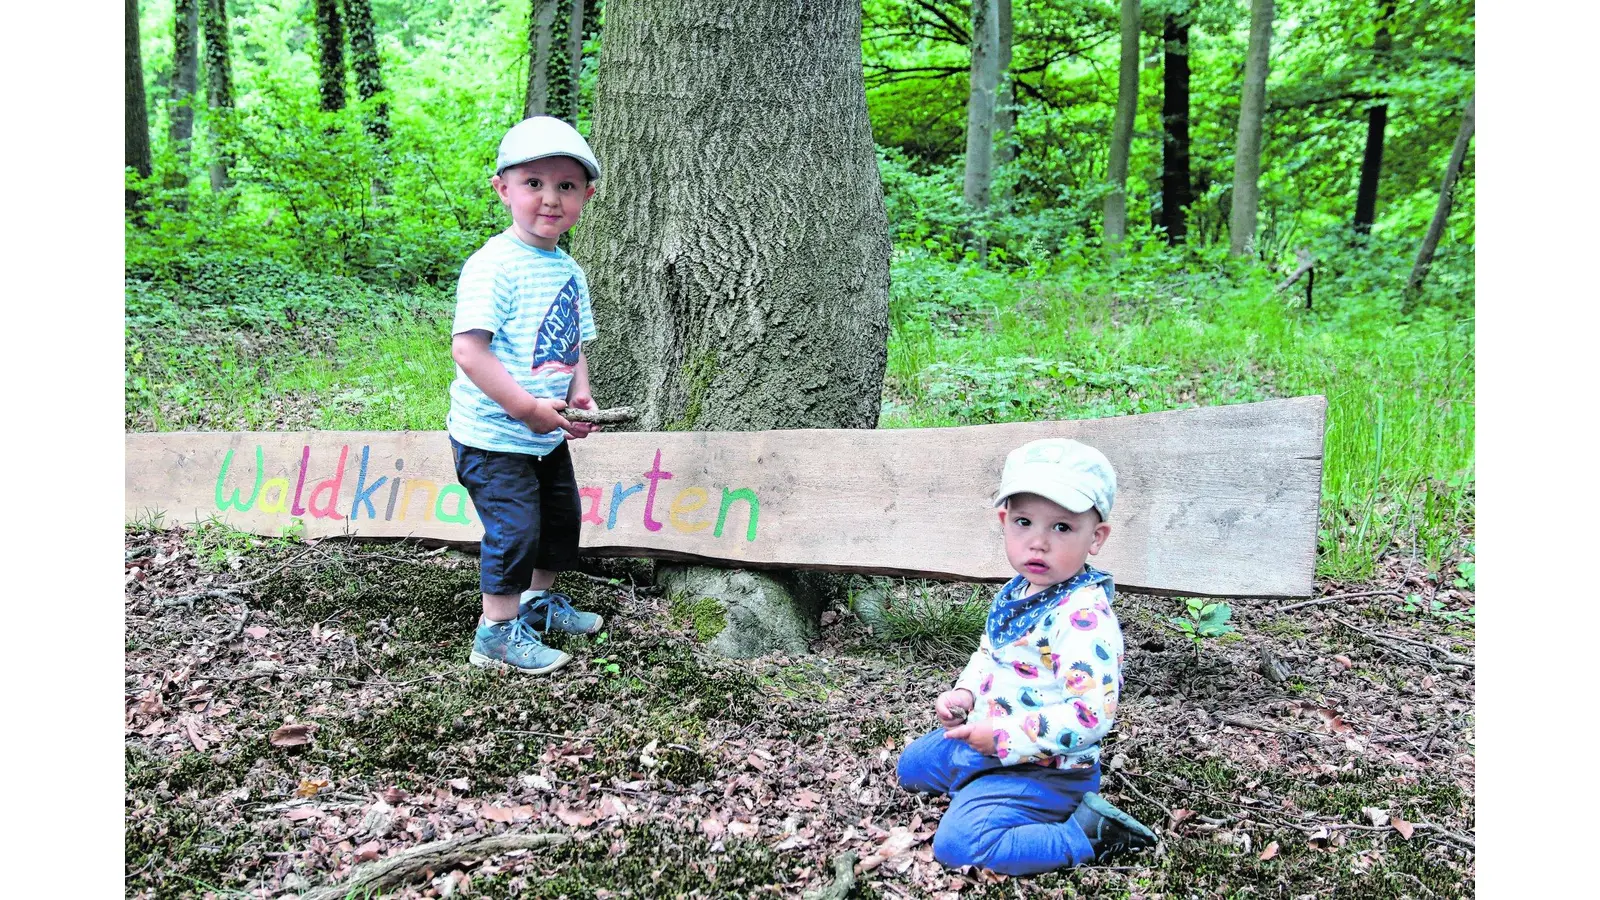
[1160,5,1191,243]
[126,0,153,215]
[314,0,346,112]
[573,0,892,655]
[1406,92,1473,297]
[963,0,1001,210]
[1352,0,1395,234]
[994,0,1016,177]
[170,0,200,155]
[1228,0,1274,256]
[524,0,559,117]
[1103,0,1140,244]
[201,0,234,191]
[564,0,587,121]
[343,0,388,142]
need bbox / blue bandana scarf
[986,565,1115,648]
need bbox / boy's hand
[514,397,573,436]
[935,689,974,727]
[563,393,601,439]
[943,720,997,756]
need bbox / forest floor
[126,526,1475,900]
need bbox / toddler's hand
[517,397,573,435]
[563,394,601,439]
[943,720,997,756]
[935,689,974,728]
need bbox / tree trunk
[572,0,891,658]
[525,0,558,117]
[1160,14,1191,244]
[126,0,153,216]
[1353,0,1396,234]
[314,0,346,112]
[994,0,1015,174]
[344,0,388,141]
[202,0,234,191]
[1103,0,1140,245]
[1406,93,1474,297]
[565,0,586,121]
[170,0,200,150]
[962,0,1000,210]
[1228,0,1274,256]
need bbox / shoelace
[525,592,578,632]
[506,616,545,647]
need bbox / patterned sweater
[954,568,1125,770]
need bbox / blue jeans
[897,728,1099,875]
[450,438,582,596]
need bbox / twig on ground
[1339,622,1474,669]
[225,606,252,643]
[300,831,571,900]
[154,545,320,608]
[1276,589,1403,613]
[1113,772,1173,822]
[1219,714,1301,736]
[804,850,858,900]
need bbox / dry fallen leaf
[284,807,323,821]
[1259,840,1280,861]
[447,777,471,792]
[480,805,517,823]
[353,841,381,863]
[1391,816,1415,840]
[380,787,409,804]
[700,816,725,840]
[244,626,269,640]
[296,778,331,798]
[555,805,599,828]
[1361,807,1390,827]
[727,819,760,838]
[1333,654,1353,669]
[1170,808,1196,826]
[269,723,315,749]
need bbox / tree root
[802,850,858,900]
[301,831,571,900]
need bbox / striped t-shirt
[447,232,598,456]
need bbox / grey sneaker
[469,617,571,674]
[1070,792,1158,861]
[519,590,604,634]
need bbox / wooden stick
[300,831,571,900]
[805,851,858,900]
[564,406,637,424]
[1276,589,1402,613]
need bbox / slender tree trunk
[574,0,891,658]
[565,0,586,121]
[1228,0,1274,256]
[994,0,1015,177]
[1406,93,1474,297]
[343,0,388,142]
[201,0,233,192]
[126,0,153,216]
[1103,0,1140,244]
[962,0,1000,210]
[170,0,199,150]
[525,0,559,117]
[314,0,346,112]
[1160,14,1191,244]
[1353,0,1396,234]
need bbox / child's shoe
[469,617,572,674]
[1071,792,1158,861]
[520,589,604,634]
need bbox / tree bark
[1228,0,1274,256]
[572,0,891,657]
[566,0,586,121]
[1353,0,1396,234]
[170,0,200,150]
[1103,0,1140,244]
[126,0,153,215]
[525,0,559,117]
[1160,13,1191,244]
[314,0,346,112]
[994,0,1015,174]
[962,0,1000,210]
[343,0,388,142]
[202,0,234,191]
[1406,93,1474,297]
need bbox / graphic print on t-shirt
[531,276,582,375]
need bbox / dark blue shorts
[450,437,582,596]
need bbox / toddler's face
[997,493,1109,593]
[492,156,595,250]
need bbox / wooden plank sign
[125,396,1325,598]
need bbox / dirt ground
[125,527,1475,899]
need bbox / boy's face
[492,156,595,250]
[997,493,1110,592]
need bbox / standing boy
[896,438,1159,874]
[449,116,608,674]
